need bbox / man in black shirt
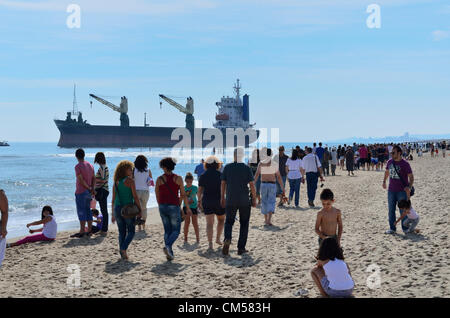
[221,148,256,256]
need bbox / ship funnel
[243,94,249,122]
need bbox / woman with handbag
[111,160,142,260]
[155,157,191,261]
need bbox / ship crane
[89,94,130,127]
[159,95,195,130]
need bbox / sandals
[70,232,83,238]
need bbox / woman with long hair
[111,160,142,260]
[133,155,154,232]
[94,152,109,235]
[285,149,305,208]
[155,157,191,261]
[7,206,57,247]
[248,149,261,205]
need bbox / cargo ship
[0,141,10,147]
[54,80,259,148]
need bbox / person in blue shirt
[316,143,325,162]
[194,159,205,179]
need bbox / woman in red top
[155,157,191,261]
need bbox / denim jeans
[306,172,319,202]
[159,204,181,251]
[75,190,93,222]
[224,205,251,250]
[260,183,277,214]
[288,178,301,206]
[95,188,109,232]
[388,191,408,232]
[114,205,136,251]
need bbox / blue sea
[0,141,342,238]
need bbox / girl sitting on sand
[310,237,354,298]
[7,206,57,247]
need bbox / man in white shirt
[302,147,325,207]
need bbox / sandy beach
[0,154,448,298]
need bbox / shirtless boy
[315,189,343,246]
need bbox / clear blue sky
[0,0,449,142]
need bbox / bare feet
[216,240,223,246]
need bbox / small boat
[0,141,10,147]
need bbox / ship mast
[72,84,79,116]
[233,79,241,104]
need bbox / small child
[183,173,199,244]
[7,206,57,247]
[315,189,343,246]
[91,209,103,234]
[311,237,354,298]
[395,200,420,234]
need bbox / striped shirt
[95,165,109,192]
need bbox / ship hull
[55,120,259,148]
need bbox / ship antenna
[234,78,241,102]
[72,83,78,115]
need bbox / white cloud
[432,30,450,41]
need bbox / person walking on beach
[358,144,368,171]
[249,149,261,206]
[311,237,354,298]
[0,189,8,267]
[338,146,345,170]
[94,152,109,235]
[221,148,257,256]
[345,147,354,176]
[7,206,57,247]
[155,157,191,261]
[302,147,325,208]
[183,173,199,244]
[72,149,95,238]
[194,159,205,179]
[442,141,447,158]
[274,146,289,207]
[133,155,154,232]
[198,156,225,250]
[322,147,330,177]
[254,147,285,226]
[330,147,338,176]
[315,189,343,246]
[316,143,325,164]
[111,160,143,260]
[285,149,305,208]
[383,145,414,234]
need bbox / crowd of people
[0,138,443,297]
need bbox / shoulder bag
[115,178,140,219]
[392,163,415,197]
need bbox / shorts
[183,206,198,216]
[371,158,378,164]
[75,190,93,222]
[378,155,385,163]
[320,276,354,298]
[203,204,226,216]
[318,234,337,246]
